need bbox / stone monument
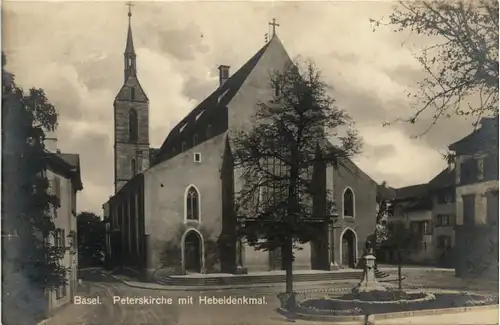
[352,248,386,293]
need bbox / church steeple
[124,2,137,81]
[114,2,150,193]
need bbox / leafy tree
[234,59,361,310]
[372,0,499,132]
[149,147,161,166]
[77,211,105,267]
[2,52,64,324]
[367,182,393,268]
[381,221,421,289]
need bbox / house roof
[157,35,280,159]
[449,116,498,154]
[428,167,454,189]
[46,152,83,191]
[394,184,428,201]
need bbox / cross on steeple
[269,18,279,36]
[126,1,134,20]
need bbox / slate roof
[157,36,277,159]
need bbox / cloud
[3,1,475,213]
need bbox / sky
[3,0,478,214]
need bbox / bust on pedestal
[352,248,386,293]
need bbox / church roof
[157,36,277,158]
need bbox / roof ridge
[158,39,275,154]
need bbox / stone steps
[156,269,399,286]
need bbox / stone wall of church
[143,133,227,274]
[331,159,377,267]
[226,37,292,135]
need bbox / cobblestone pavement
[43,268,499,325]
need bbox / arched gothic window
[130,87,136,101]
[343,188,355,217]
[206,125,212,138]
[129,108,138,142]
[186,186,200,221]
[131,159,136,176]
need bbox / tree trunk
[283,237,295,310]
[397,250,402,290]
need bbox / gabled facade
[104,17,378,277]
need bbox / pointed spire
[124,2,137,81]
[125,2,135,55]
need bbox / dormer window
[196,110,204,121]
[193,134,199,146]
[181,142,187,152]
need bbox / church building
[103,10,378,277]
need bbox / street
[48,269,297,325]
[45,269,499,325]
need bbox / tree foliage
[382,221,421,255]
[233,59,362,301]
[373,0,499,132]
[77,211,105,267]
[368,182,393,252]
[2,52,64,323]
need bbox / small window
[206,125,212,138]
[130,87,135,101]
[193,134,198,146]
[181,142,187,152]
[194,153,201,163]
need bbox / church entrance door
[184,231,202,273]
[341,229,356,268]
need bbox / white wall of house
[46,169,78,314]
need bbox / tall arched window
[186,186,200,221]
[206,125,212,138]
[131,158,136,176]
[129,108,138,142]
[130,87,136,101]
[343,188,355,218]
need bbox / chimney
[44,130,58,153]
[218,65,230,87]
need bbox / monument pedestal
[352,250,386,293]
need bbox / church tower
[113,5,149,193]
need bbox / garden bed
[296,290,498,316]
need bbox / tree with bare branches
[233,60,362,311]
[372,0,499,132]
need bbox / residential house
[44,132,83,315]
[451,117,499,279]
